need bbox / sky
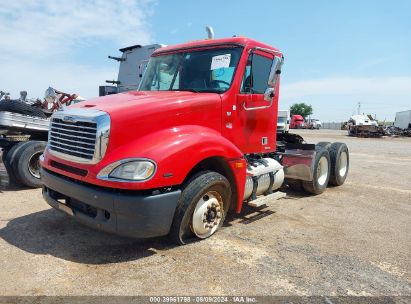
[1,0,410,121]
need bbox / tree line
[290,102,313,118]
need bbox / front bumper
[41,168,181,238]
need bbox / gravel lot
[0,130,410,296]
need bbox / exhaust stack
[206,26,214,39]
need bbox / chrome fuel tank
[243,158,284,201]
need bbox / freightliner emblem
[62,116,76,123]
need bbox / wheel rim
[338,151,348,177]
[317,156,329,186]
[192,191,224,239]
[28,152,42,179]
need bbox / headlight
[97,159,156,181]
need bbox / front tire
[169,172,231,245]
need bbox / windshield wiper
[170,88,200,93]
[198,89,225,93]
[169,88,224,93]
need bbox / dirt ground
[0,130,410,296]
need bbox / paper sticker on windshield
[211,54,231,70]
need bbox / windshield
[139,47,243,93]
[278,117,287,124]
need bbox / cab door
[234,51,278,153]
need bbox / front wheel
[169,172,231,245]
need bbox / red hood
[70,91,222,153]
[72,91,215,114]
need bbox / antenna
[357,102,361,115]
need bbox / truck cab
[290,114,305,129]
[40,37,350,244]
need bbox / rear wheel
[169,172,231,245]
[328,142,349,186]
[0,100,46,118]
[302,147,330,195]
[316,141,331,150]
[4,141,32,185]
[12,141,46,188]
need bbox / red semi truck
[40,37,349,244]
[290,114,305,129]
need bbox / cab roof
[153,37,282,56]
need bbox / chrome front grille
[49,118,97,160]
[47,108,110,164]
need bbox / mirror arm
[243,87,275,111]
[242,99,273,111]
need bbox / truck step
[247,191,287,207]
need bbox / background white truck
[277,110,290,133]
[306,118,322,129]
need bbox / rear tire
[328,142,349,186]
[12,141,46,188]
[4,141,32,185]
[316,142,331,150]
[0,100,46,118]
[302,147,330,195]
[169,172,231,245]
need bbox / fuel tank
[243,158,284,201]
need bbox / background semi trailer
[394,110,411,129]
[99,44,163,96]
[40,37,350,244]
[0,89,81,187]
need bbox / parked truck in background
[0,88,81,187]
[306,118,322,130]
[277,110,290,133]
[40,37,350,244]
[348,114,381,137]
[290,114,305,129]
[99,44,164,96]
[1,42,160,188]
[394,110,411,129]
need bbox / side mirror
[264,56,283,101]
